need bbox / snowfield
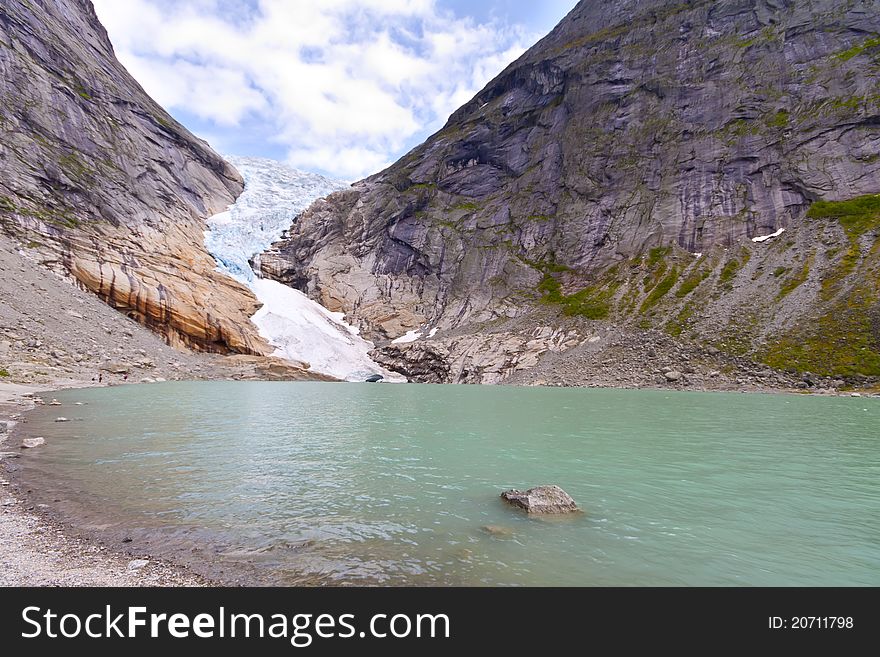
[205,156,400,382]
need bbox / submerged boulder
[481,525,515,538]
[501,485,580,514]
[21,437,45,448]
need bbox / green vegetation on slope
[675,262,711,297]
[764,302,880,377]
[807,194,880,236]
[809,194,880,296]
[777,257,811,299]
[764,109,790,129]
[719,258,741,284]
[764,196,880,376]
[835,36,880,62]
[538,273,617,320]
[647,246,670,268]
[640,268,679,312]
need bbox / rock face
[0,0,270,355]
[501,485,580,514]
[262,0,880,383]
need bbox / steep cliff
[262,0,880,383]
[0,0,270,355]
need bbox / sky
[92,0,577,181]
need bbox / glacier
[205,156,399,382]
[205,156,346,282]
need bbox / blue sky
[93,0,577,180]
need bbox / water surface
[18,382,880,586]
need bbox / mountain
[0,0,269,355]
[261,0,880,386]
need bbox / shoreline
[0,381,211,587]
[2,377,877,588]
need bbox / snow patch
[392,330,423,345]
[752,228,786,243]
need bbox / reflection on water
[16,382,880,586]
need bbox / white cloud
[92,0,537,179]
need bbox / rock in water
[21,437,45,449]
[481,525,515,538]
[54,417,70,423]
[365,374,384,383]
[501,485,580,514]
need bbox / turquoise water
[18,382,880,586]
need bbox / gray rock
[54,417,69,423]
[100,362,130,375]
[21,437,45,448]
[501,485,580,514]
[664,371,683,382]
[127,559,150,571]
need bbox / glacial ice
[205,156,346,282]
[205,156,399,382]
